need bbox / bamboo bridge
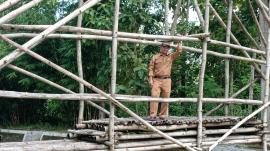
[1,0,270,151]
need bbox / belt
[154,76,171,79]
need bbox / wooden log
[76,0,85,124]
[7,64,111,117]
[0,0,101,70]
[0,0,21,12]
[1,36,196,151]
[0,0,42,24]
[164,0,170,35]
[0,90,264,105]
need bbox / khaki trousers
[150,78,171,117]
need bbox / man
[148,42,183,120]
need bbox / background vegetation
[0,0,262,128]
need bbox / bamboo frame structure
[1,0,270,150]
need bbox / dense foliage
[0,0,262,128]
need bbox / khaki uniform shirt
[148,51,181,77]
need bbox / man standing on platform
[148,42,183,120]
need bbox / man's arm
[148,56,155,87]
[171,42,183,60]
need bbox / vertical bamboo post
[76,0,85,124]
[0,0,43,24]
[249,53,256,113]
[110,0,120,150]
[262,3,270,150]
[197,0,209,148]
[224,0,233,116]
[0,0,21,12]
[165,0,170,35]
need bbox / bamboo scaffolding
[197,0,209,148]
[77,0,85,124]
[224,0,233,116]
[0,0,21,12]
[255,0,270,26]
[0,0,43,24]
[223,0,261,50]
[0,0,101,70]
[0,90,263,105]
[249,54,256,113]
[209,101,270,150]
[171,0,182,36]
[248,0,267,46]
[0,36,196,151]
[6,64,111,116]
[2,33,265,64]
[110,0,121,150]
[209,3,266,79]
[205,79,258,116]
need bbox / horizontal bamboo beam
[0,0,21,12]
[2,33,265,64]
[0,90,263,105]
[0,0,43,24]
[6,64,111,117]
[0,24,264,55]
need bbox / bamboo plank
[0,0,20,12]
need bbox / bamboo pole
[0,90,263,105]
[77,0,85,124]
[205,79,258,116]
[0,0,21,12]
[110,0,121,150]
[0,0,42,24]
[209,3,266,79]
[208,101,270,150]
[6,64,111,116]
[165,0,170,35]
[0,0,101,70]
[197,0,209,148]
[223,0,261,50]
[185,0,190,36]
[171,0,182,36]
[249,53,256,113]
[248,0,267,47]
[192,0,204,27]
[2,33,266,64]
[224,0,233,116]
[255,0,270,26]
[0,24,265,55]
[262,3,270,150]
[0,36,196,151]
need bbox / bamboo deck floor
[0,116,263,151]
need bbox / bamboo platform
[0,116,264,150]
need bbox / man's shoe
[159,116,167,120]
[148,116,157,121]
